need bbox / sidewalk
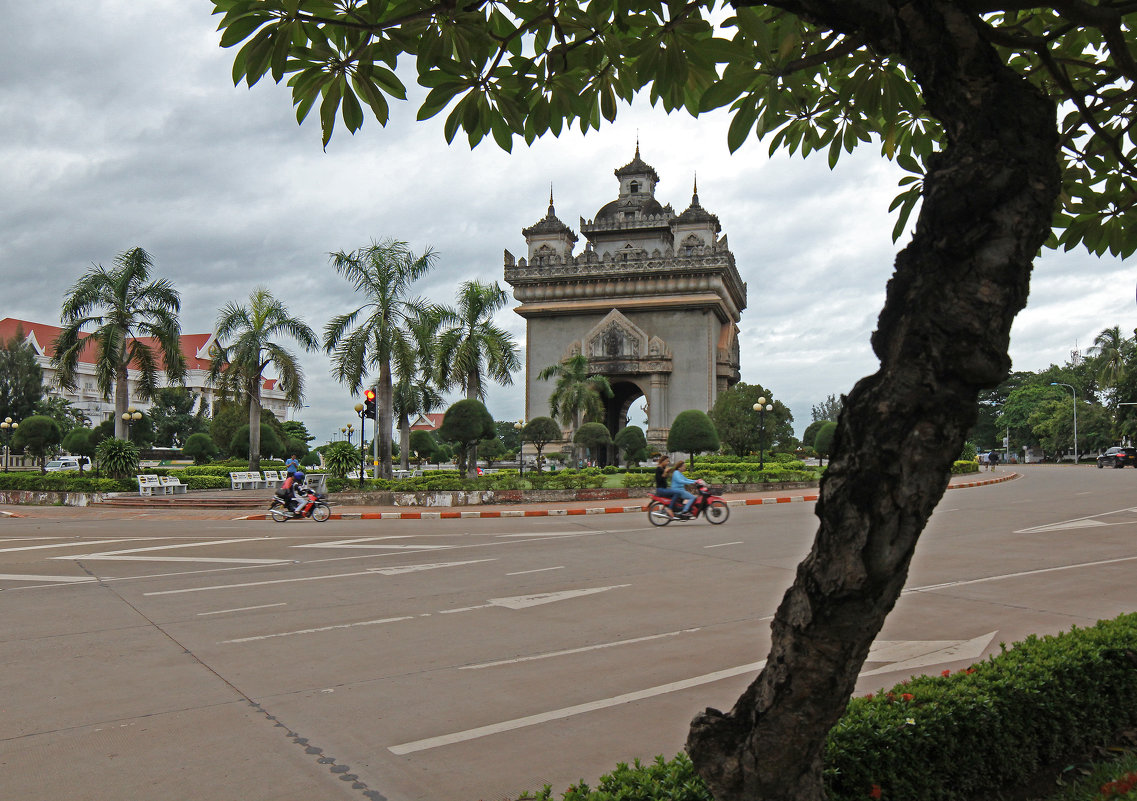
[0,472,1016,521]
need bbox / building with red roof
[0,317,289,425]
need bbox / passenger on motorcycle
[277,470,306,515]
[654,455,679,512]
[670,459,698,517]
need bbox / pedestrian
[989,451,1000,472]
[980,452,989,471]
[284,454,299,476]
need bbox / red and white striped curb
[235,494,825,521]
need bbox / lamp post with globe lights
[752,397,773,471]
[514,420,525,476]
[121,407,142,441]
[1,417,19,473]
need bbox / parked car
[45,457,90,472]
[1096,446,1137,469]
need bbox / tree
[801,420,827,450]
[1088,326,1134,409]
[814,421,838,467]
[710,383,794,456]
[95,437,138,479]
[521,416,562,473]
[393,307,444,471]
[12,415,61,470]
[183,432,219,465]
[573,422,612,464]
[667,410,720,468]
[437,399,496,478]
[60,428,94,472]
[209,399,245,457]
[323,441,358,477]
[408,429,438,466]
[51,247,186,439]
[538,353,614,463]
[324,239,438,480]
[0,325,43,421]
[230,423,284,461]
[209,288,318,472]
[613,425,648,467]
[215,3,1137,797]
[811,394,844,423]
[149,387,206,447]
[33,397,86,440]
[477,436,506,467]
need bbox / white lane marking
[489,585,630,609]
[391,633,999,755]
[390,660,765,755]
[439,585,629,615]
[367,560,495,575]
[905,554,1137,593]
[76,556,289,565]
[0,573,97,583]
[55,538,267,559]
[198,603,287,616]
[221,615,414,643]
[860,632,996,676]
[704,542,743,549]
[462,628,702,670]
[1014,505,1137,534]
[506,566,565,576]
[495,533,578,538]
[145,559,495,596]
[0,538,152,553]
[296,543,454,550]
[294,536,419,547]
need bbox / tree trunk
[378,362,393,479]
[467,370,479,478]
[248,376,262,473]
[399,411,411,471]
[114,369,130,440]
[686,4,1061,800]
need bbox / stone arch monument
[504,147,747,456]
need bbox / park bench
[159,475,188,494]
[261,470,283,488]
[229,471,264,490]
[136,474,164,496]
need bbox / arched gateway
[504,148,747,458]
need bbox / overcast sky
[2,1,1132,445]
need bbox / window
[629,181,640,194]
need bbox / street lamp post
[121,407,142,440]
[514,420,525,476]
[1,417,19,473]
[1050,382,1079,464]
[752,397,773,471]
[354,402,366,489]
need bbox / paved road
[1,466,1134,801]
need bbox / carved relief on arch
[584,310,647,360]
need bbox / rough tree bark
[687,2,1061,799]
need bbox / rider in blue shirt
[670,459,697,516]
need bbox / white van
[45,457,90,472]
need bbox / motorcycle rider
[670,459,698,518]
[654,455,680,517]
[277,470,306,516]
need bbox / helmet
[293,471,306,484]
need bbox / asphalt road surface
[2,465,1135,801]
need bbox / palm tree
[51,247,186,439]
[538,353,614,464]
[435,280,521,400]
[207,288,318,472]
[324,238,438,479]
[393,307,444,470]
[1089,325,1133,401]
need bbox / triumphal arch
[504,147,747,454]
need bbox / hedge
[515,613,1137,801]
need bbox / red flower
[870,783,883,799]
[901,693,914,702]
[942,669,951,677]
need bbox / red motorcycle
[269,486,331,522]
[646,479,729,526]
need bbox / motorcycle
[269,486,331,522]
[646,479,730,526]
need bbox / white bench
[137,474,164,496]
[229,471,264,490]
[159,475,188,494]
[261,470,283,488]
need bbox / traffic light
[363,388,376,417]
